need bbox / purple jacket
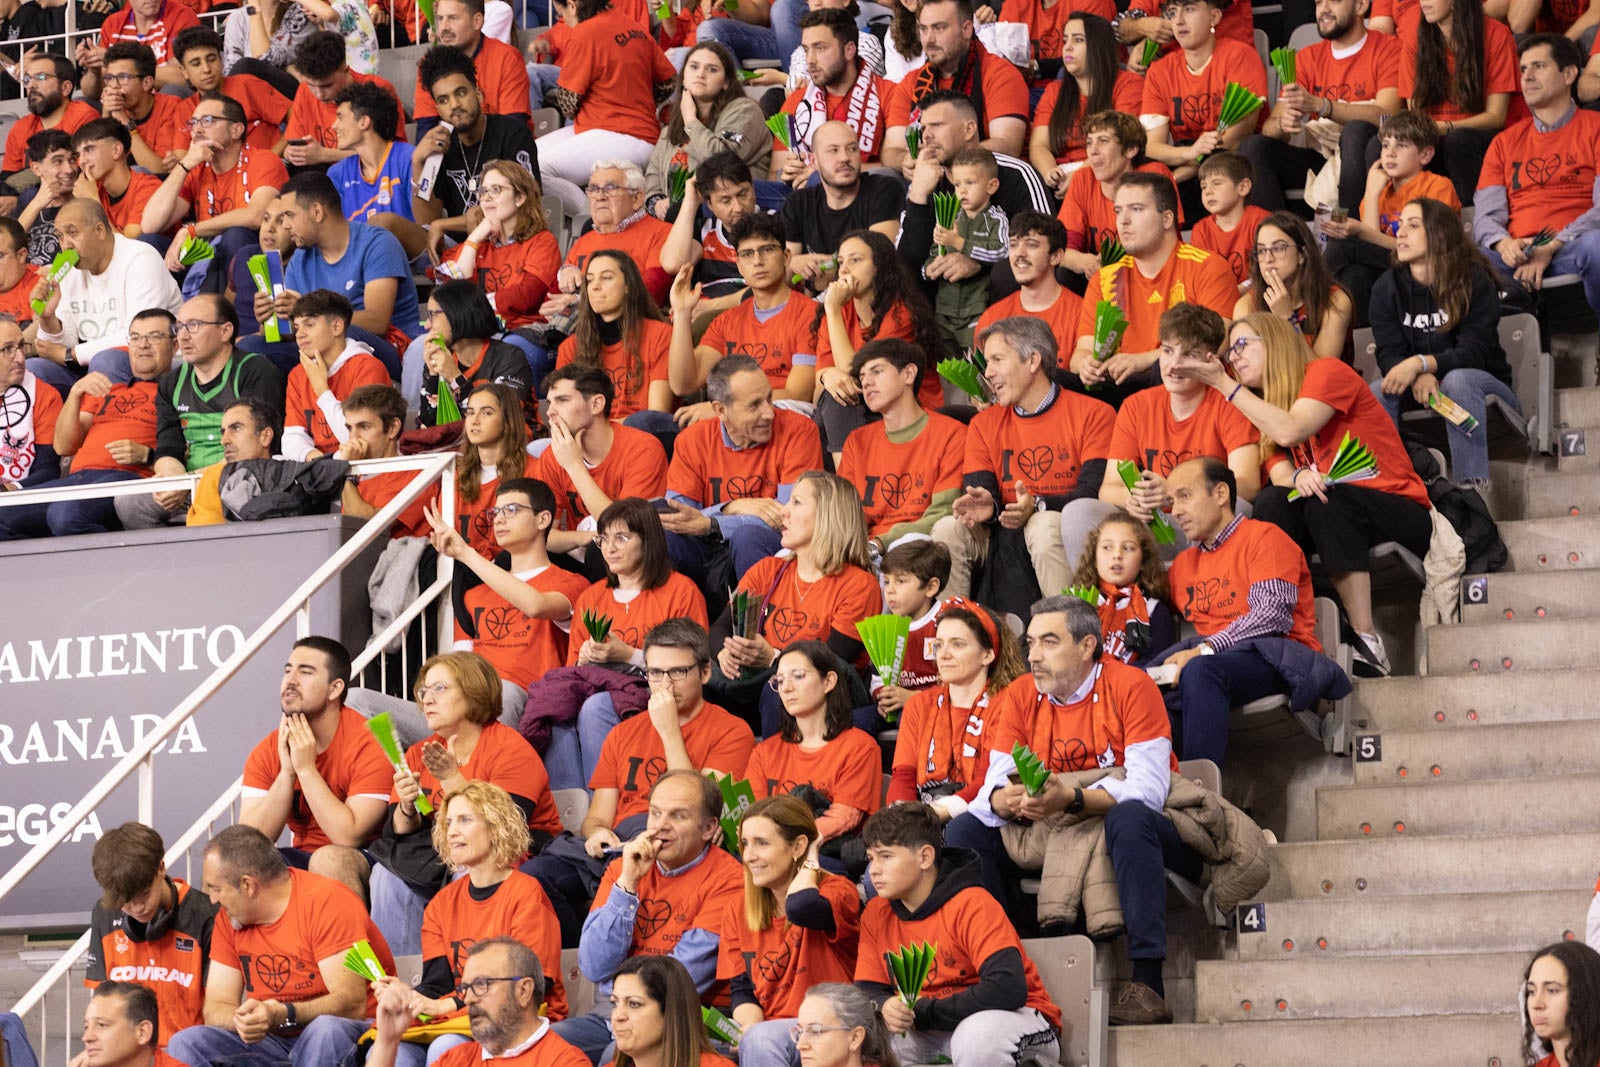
[519,665,649,753]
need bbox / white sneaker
[1354,631,1391,677]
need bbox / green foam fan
[178,233,215,266]
[668,164,692,203]
[937,355,988,402]
[714,773,755,853]
[1287,432,1379,500]
[1063,584,1101,606]
[1115,459,1178,545]
[765,113,793,150]
[1011,742,1050,796]
[581,608,613,642]
[703,1005,743,1045]
[1139,37,1161,68]
[30,248,77,316]
[858,613,911,692]
[1098,235,1125,267]
[367,713,433,816]
[886,942,937,1007]
[1084,300,1128,391]
[1216,81,1265,134]
[342,939,387,982]
[905,123,921,159]
[1269,46,1296,86]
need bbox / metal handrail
[0,450,457,911]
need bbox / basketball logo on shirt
[768,606,809,644]
[757,939,793,982]
[1051,737,1093,772]
[1143,448,1191,477]
[251,954,293,994]
[105,391,144,418]
[621,754,668,792]
[481,606,522,641]
[449,938,478,975]
[1178,93,1214,133]
[1516,154,1564,187]
[1012,446,1054,482]
[635,898,673,939]
[1183,577,1229,616]
[876,472,912,509]
[471,506,496,543]
[709,474,767,504]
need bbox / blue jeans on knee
[168,1015,369,1067]
[543,691,621,790]
[26,356,76,396]
[1488,227,1600,316]
[1103,800,1204,963]
[724,517,783,579]
[942,813,1012,902]
[769,0,806,67]
[369,862,430,955]
[1371,367,1518,483]
[738,1018,800,1066]
[241,324,401,381]
[0,468,140,540]
[695,15,779,61]
[551,1006,614,1062]
[1165,648,1287,767]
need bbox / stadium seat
[377,44,430,122]
[560,947,596,1017]
[393,954,424,985]
[1022,935,1104,1067]
[553,788,589,835]
[531,107,562,139]
[1286,21,1320,50]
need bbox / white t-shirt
[36,235,183,360]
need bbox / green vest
[175,351,260,471]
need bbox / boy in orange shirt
[1188,152,1270,289]
[281,289,391,462]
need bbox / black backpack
[1406,443,1508,574]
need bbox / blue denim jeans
[0,468,142,540]
[1486,227,1600,317]
[542,690,623,791]
[696,15,780,62]
[769,0,806,68]
[1371,367,1520,483]
[167,1015,369,1067]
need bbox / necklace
[457,130,487,198]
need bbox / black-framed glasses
[644,666,695,683]
[0,341,25,358]
[174,320,224,334]
[454,976,528,999]
[484,503,533,520]
[102,72,146,84]
[184,114,230,131]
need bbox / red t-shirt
[285,350,391,456]
[837,411,966,537]
[1031,69,1145,163]
[354,469,439,539]
[1477,110,1600,238]
[565,218,675,305]
[885,44,1031,135]
[976,286,1083,348]
[98,2,201,63]
[667,408,825,508]
[440,231,561,329]
[1366,170,1460,236]
[175,74,292,151]
[557,9,675,141]
[413,36,532,124]
[178,146,288,222]
[1056,160,1175,250]
[533,423,669,531]
[398,721,562,839]
[714,874,860,1018]
[736,556,884,649]
[1140,38,1268,145]
[2,100,101,173]
[458,474,501,557]
[589,845,745,961]
[436,1034,590,1067]
[700,292,818,391]
[240,706,393,851]
[856,878,1061,1030]
[555,319,672,422]
[989,662,1177,776]
[1108,383,1257,478]
[212,868,395,1014]
[815,301,941,410]
[77,380,160,474]
[422,871,567,1018]
[566,573,709,664]
[1189,205,1270,286]
[100,172,165,235]
[286,72,407,147]
[129,93,192,162]
[965,389,1115,503]
[1398,15,1518,122]
[890,685,1004,801]
[745,727,884,819]
[1285,356,1430,507]
[1295,31,1402,105]
[1166,517,1319,648]
[1076,244,1239,355]
[590,701,756,823]
[456,564,593,690]
[1007,0,1114,69]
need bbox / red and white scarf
[796,62,884,160]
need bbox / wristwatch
[278,1002,298,1031]
[1064,787,1085,814]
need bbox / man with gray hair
[932,315,1114,618]
[367,937,589,1066]
[944,593,1195,1028]
[539,159,675,319]
[660,353,824,593]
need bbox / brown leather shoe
[1108,981,1174,1025]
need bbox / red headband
[938,595,1001,651]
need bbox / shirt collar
[1046,662,1101,706]
[1533,102,1578,134]
[1200,513,1244,552]
[1013,381,1058,417]
[482,1017,549,1059]
[658,843,713,877]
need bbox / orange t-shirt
[815,301,941,410]
[1056,160,1175,250]
[421,871,567,1018]
[965,388,1115,503]
[285,350,391,456]
[436,1033,590,1067]
[413,36,531,124]
[566,572,709,664]
[555,319,673,422]
[1365,170,1460,237]
[354,469,439,539]
[1189,205,1270,286]
[211,868,395,1014]
[0,264,39,323]
[1108,383,1257,478]
[178,146,288,222]
[1031,69,1144,163]
[557,9,675,142]
[456,564,593,690]
[989,662,1177,776]
[565,218,674,305]
[975,285,1082,346]
[1006,0,1114,69]
[398,721,562,839]
[735,556,884,649]
[1076,244,1239,355]
[1166,516,1319,648]
[440,231,561,329]
[890,685,1003,800]
[175,73,292,151]
[97,3,200,62]
[240,706,394,851]
[1477,110,1600,238]
[1295,32,1402,104]
[1398,15,1518,122]
[856,879,1061,1031]
[1285,356,1430,507]
[533,423,669,531]
[590,701,756,822]
[666,408,825,508]
[129,93,192,162]
[715,874,861,1018]
[700,292,818,391]
[76,380,160,474]
[837,411,966,537]
[885,44,1031,133]
[746,728,883,812]
[1140,38,1268,145]
[2,100,101,173]
[100,172,164,235]
[286,71,407,147]
[458,474,501,557]
[589,845,746,961]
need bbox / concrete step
[1233,888,1589,959]
[1460,568,1600,623]
[1349,720,1600,786]
[1556,386,1600,427]
[1316,773,1600,840]
[1499,516,1600,571]
[1352,669,1600,731]
[1519,470,1600,519]
[1424,616,1600,675]
[1260,832,1600,901]
[1193,951,1528,1023]
[1108,1011,1522,1066]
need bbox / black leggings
[1253,483,1432,574]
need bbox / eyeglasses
[425,308,448,320]
[926,638,972,655]
[790,1024,853,1043]
[1255,242,1297,260]
[595,531,635,549]
[128,331,174,345]
[1226,335,1260,360]
[21,72,58,84]
[485,503,533,520]
[102,72,146,84]
[453,977,528,999]
[0,342,25,358]
[416,682,454,699]
[584,183,631,198]
[768,669,817,692]
[644,666,696,683]
[736,244,784,263]
[478,183,514,198]
[184,114,231,131]
[174,320,224,334]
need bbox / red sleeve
[588,859,622,911]
[702,709,756,777]
[1214,393,1259,454]
[248,76,292,125]
[665,422,707,502]
[623,433,670,501]
[32,384,61,445]
[241,733,280,791]
[778,416,825,484]
[886,74,916,129]
[489,42,533,116]
[1297,353,1358,415]
[1477,132,1508,194]
[555,336,575,368]
[284,369,311,433]
[1112,69,1144,114]
[557,27,598,95]
[490,231,562,319]
[744,741,774,799]
[980,55,1030,125]
[1140,55,1172,117]
[1107,399,1145,465]
[256,151,289,191]
[1109,661,1173,748]
[715,898,747,981]
[285,89,320,141]
[306,877,382,967]
[827,566,885,643]
[1194,251,1241,317]
[852,900,891,983]
[1030,79,1060,129]
[1484,20,1519,96]
[1397,30,1417,98]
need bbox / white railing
[2,451,458,1062]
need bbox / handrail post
[138,756,154,825]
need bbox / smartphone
[287,138,309,147]
[650,496,675,513]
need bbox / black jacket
[1369,265,1512,386]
